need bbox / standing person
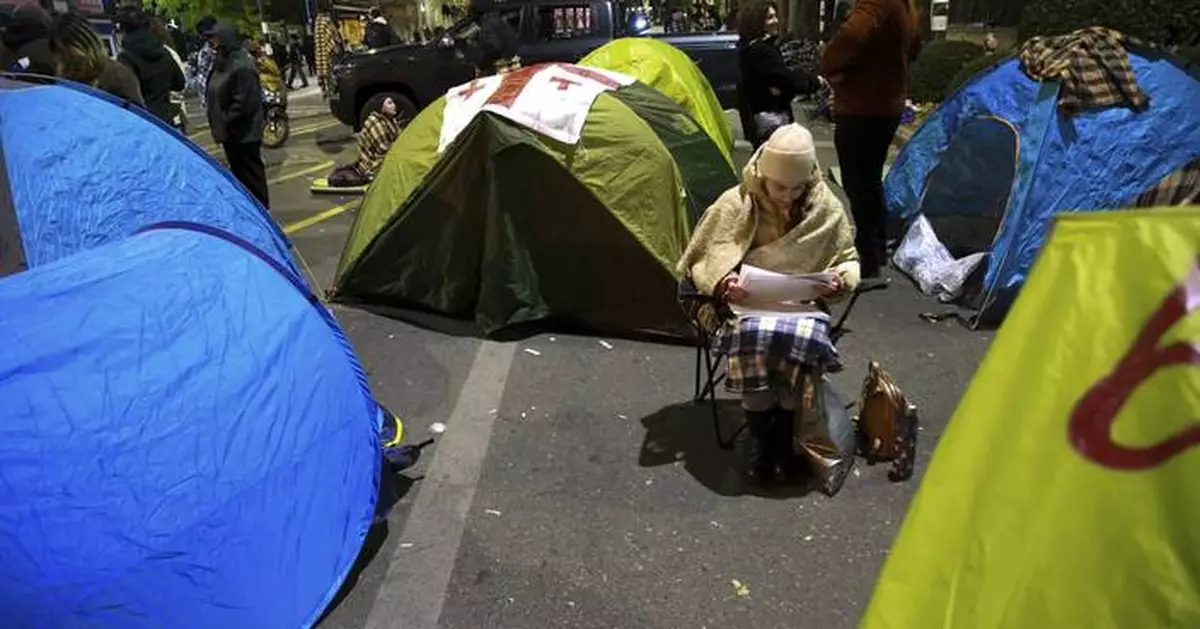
[2,3,54,74]
[151,18,189,132]
[302,34,316,75]
[821,0,921,277]
[314,10,336,97]
[116,10,185,125]
[363,7,399,49]
[736,0,822,147]
[191,16,218,109]
[286,34,308,88]
[205,23,269,207]
[49,11,144,104]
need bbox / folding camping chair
[678,276,890,449]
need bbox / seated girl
[677,123,860,487]
[327,96,404,188]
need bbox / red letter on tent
[1069,258,1200,470]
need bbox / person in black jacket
[363,8,399,49]
[735,0,822,147]
[285,34,308,88]
[2,3,55,74]
[116,10,185,124]
[205,23,269,207]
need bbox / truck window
[534,3,601,40]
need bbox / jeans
[834,115,901,276]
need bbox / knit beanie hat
[756,124,818,189]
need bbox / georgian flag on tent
[438,63,636,152]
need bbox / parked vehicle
[262,88,290,148]
[328,0,739,129]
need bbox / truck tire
[359,92,417,128]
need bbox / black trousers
[287,63,309,88]
[834,115,900,276]
[223,141,270,208]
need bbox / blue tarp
[885,49,1200,322]
[0,226,379,629]
[0,76,298,276]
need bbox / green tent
[580,38,735,167]
[330,63,737,337]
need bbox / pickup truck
[328,0,739,128]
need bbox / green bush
[946,51,1009,95]
[908,40,986,104]
[1019,0,1200,46]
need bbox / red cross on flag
[438,63,636,152]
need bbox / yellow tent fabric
[861,207,1200,629]
[580,38,734,166]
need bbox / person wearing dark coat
[116,10,185,124]
[2,3,55,75]
[363,7,399,49]
[50,11,144,105]
[205,23,269,208]
[735,0,822,147]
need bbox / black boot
[772,406,803,479]
[740,409,777,487]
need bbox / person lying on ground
[327,95,403,187]
[676,123,860,488]
[49,12,144,105]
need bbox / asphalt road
[194,93,993,629]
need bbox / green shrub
[1019,0,1200,45]
[909,40,986,104]
[945,51,1009,95]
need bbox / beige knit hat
[756,124,819,189]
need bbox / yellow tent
[580,38,734,167]
[861,207,1200,629]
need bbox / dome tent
[0,73,297,278]
[331,63,737,337]
[884,45,1200,325]
[0,223,380,629]
[580,38,735,166]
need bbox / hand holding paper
[738,264,840,304]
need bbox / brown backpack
[856,361,919,482]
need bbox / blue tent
[885,46,1200,324]
[0,74,297,278]
[0,224,380,628]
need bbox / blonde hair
[50,12,109,85]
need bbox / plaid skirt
[717,314,840,394]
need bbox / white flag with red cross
[438,63,637,152]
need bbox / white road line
[364,341,517,629]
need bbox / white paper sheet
[738,264,839,304]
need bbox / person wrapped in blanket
[327,96,403,187]
[677,123,860,487]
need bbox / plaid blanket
[1018,27,1149,114]
[354,111,403,178]
[717,314,840,394]
[1136,156,1200,207]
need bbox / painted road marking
[282,202,355,234]
[186,111,332,140]
[268,161,334,185]
[364,341,517,629]
[197,119,343,152]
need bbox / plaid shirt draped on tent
[1018,27,1150,114]
[1136,156,1200,207]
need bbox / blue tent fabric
[885,48,1200,323]
[0,226,380,629]
[0,74,297,277]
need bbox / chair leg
[694,344,703,400]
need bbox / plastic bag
[795,376,857,497]
[892,214,988,302]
